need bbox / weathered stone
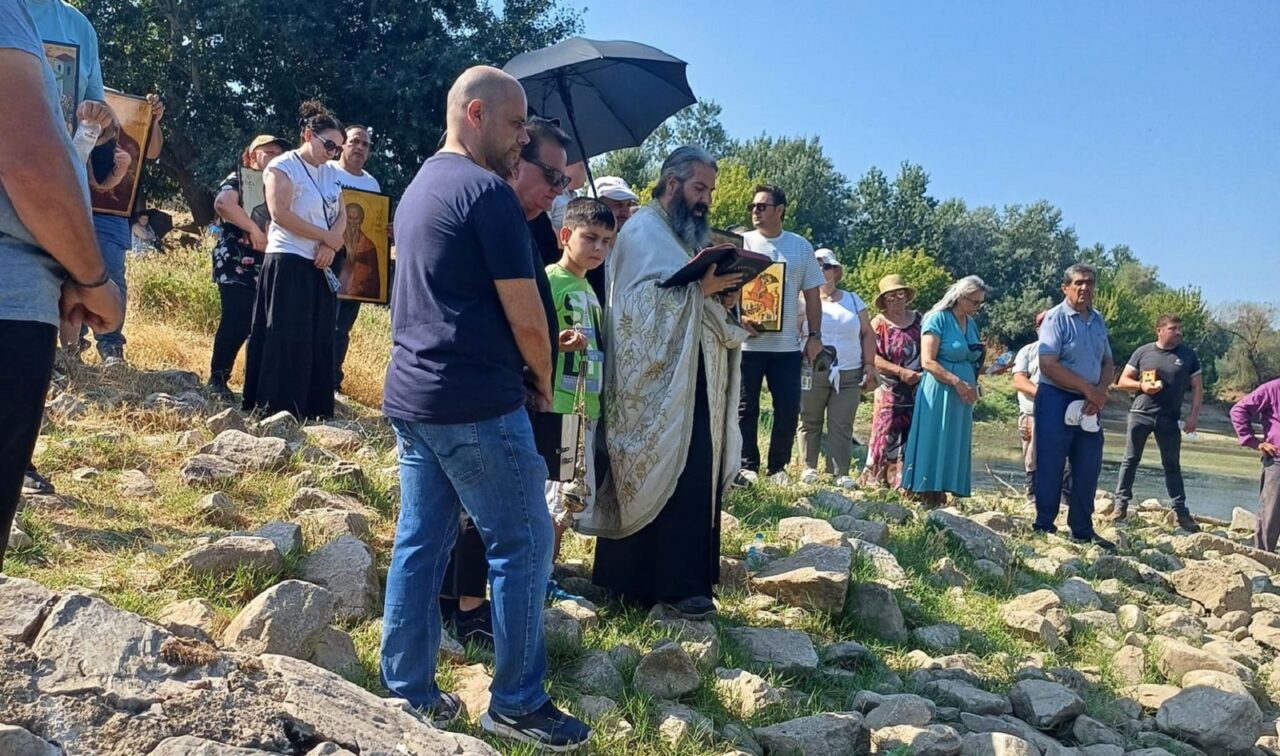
[0,724,59,756]
[180,454,241,486]
[833,516,890,546]
[257,654,496,753]
[206,408,248,435]
[872,724,962,756]
[298,534,381,620]
[197,491,237,526]
[1071,714,1125,747]
[923,679,1011,715]
[959,731,1040,756]
[575,694,621,722]
[753,543,852,614]
[1056,577,1102,610]
[0,575,57,643]
[778,516,848,547]
[118,469,157,497]
[1231,507,1258,532]
[1117,604,1147,632]
[1152,608,1205,640]
[1155,669,1264,754]
[6,524,29,550]
[848,582,907,642]
[848,538,910,587]
[1170,561,1252,616]
[256,410,301,441]
[307,626,361,676]
[1002,589,1063,616]
[1173,531,1280,572]
[201,429,290,470]
[929,508,1011,565]
[863,693,936,729]
[721,555,749,592]
[572,649,624,699]
[290,487,364,513]
[653,617,720,669]
[1152,635,1252,684]
[931,557,971,588]
[253,521,303,555]
[157,597,219,640]
[221,580,335,657]
[453,663,492,720]
[654,701,713,746]
[714,667,784,717]
[1121,683,1181,710]
[1008,679,1085,729]
[727,626,819,675]
[823,639,873,670]
[753,712,868,756]
[1069,610,1120,635]
[303,424,364,452]
[146,736,277,754]
[294,508,371,547]
[168,536,283,579]
[543,606,582,649]
[1001,609,1061,650]
[914,623,963,653]
[1250,610,1280,650]
[957,714,1058,755]
[633,638,700,699]
[1111,645,1146,686]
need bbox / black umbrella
[504,37,696,170]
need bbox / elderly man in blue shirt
[1033,263,1116,550]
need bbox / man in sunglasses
[739,183,826,483]
[327,124,382,395]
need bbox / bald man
[379,66,590,752]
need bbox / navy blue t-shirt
[383,152,537,424]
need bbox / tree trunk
[159,127,214,227]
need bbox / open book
[658,243,775,289]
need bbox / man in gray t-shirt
[0,0,123,569]
[738,183,825,480]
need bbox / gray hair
[928,275,991,316]
[652,146,718,199]
[1062,263,1098,286]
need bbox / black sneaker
[1110,505,1128,522]
[1071,533,1117,552]
[453,602,494,650]
[426,691,462,729]
[22,467,55,496]
[208,377,234,400]
[1175,510,1201,533]
[662,596,716,620]
[480,700,591,752]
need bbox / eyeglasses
[821,264,838,271]
[523,156,572,190]
[747,202,778,213]
[315,135,343,156]
[965,296,986,309]
[883,290,909,301]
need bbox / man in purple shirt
[1231,377,1280,551]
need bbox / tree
[843,248,953,316]
[706,160,759,233]
[733,135,851,249]
[847,162,943,258]
[82,0,581,223]
[590,99,736,190]
[1216,302,1280,392]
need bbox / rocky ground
[5,361,1280,756]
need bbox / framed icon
[337,188,391,305]
[42,41,80,133]
[90,91,154,217]
[237,167,270,231]
[741,261,786,332]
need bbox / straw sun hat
[874,274,918,310]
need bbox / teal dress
[902,310,981,496]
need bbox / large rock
[1231,507,1258,532]
[862,693,936,730]
[1151,635,1253,684]
[872,724,962,756]
[295,508,372,548]
[923,679,1011,715]
[959,732,1041,756]
[1173,531,1280,572]
[753,712,869,756]
[1001,589,1062,616]
[0,575,58,643]
[197,491,238,526]
[1008,679,1085,729]
[633,638,700,699]
[303,424,364,452]
[726,627,819,674]
[221,580,335,657]
[753,543,852,614]
[298,534,381,620]
[1056,577,1102,610]
[1169,561,1252,616]
[146,736,275,755]
[713,667,784,717]
[573,649,625,699]
[777,516,847,547]
[206,408,248,435]
[307,626,361,676]
[849,582,908,642]
[0,724,60,756]
[258,654,496,754]
[1071,715,1125,748]
[118,469,157,497]
[201,429,290,470]
[1249,610,1280,650]
[180,454,241,486]
[654,701,713,746]
[168,536,283,579]
[1155,669,1264,754]
[1000,610,1061,650]
[848,538,911,588]
[913,623,963,653]
[253,521,303,555]
[289,487,364,513]
[928,508,1011,565]
[1121,684,1181,710]
[156,597,219,640]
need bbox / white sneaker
[800,468,820,484]
[768,471,790,485]
[835,475,857,489]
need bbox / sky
[578,0,1280,306]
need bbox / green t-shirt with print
[547,264,603,418]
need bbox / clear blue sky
[579,0,1280,306]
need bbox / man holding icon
[1112,313,1202,531]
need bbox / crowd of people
[5,3,1280,751]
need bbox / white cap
[815,248,840,267]
[1064,400,1101,433]
[593,176,638,202]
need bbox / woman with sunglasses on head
[242,100,347,420]
[900,275,991,507]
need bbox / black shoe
[1175,510,1201,533]
[481,700,591,752]
[425,691,462,729]
[1110,506,1128,522]
[22,467,55,496]
[453,602,494,650]
[208,377,234,400]
[663,596,716,620]
[1071,534,1117,552]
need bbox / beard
[668,186,711,249]
[480,132,516,180]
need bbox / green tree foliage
[591,100,737,190]
[706,160,760,233]
[732,135,851,249]
[842,248,952,316]
[847,162,941,257]
[1216,303,1280,392]
[81,0,581,223]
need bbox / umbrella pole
[556,76,598,197]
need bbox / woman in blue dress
[902,276,991,506]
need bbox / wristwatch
[807,332,822,341]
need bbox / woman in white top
[242,100,347,420]
[798,249,878,486]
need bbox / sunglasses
[821,263,839,271]
[524,156,572,190]
[747,202,778,213]
[883,290,909,300]
[314,134,343,156]
[965,296,987,309]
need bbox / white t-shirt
[1013,340,1042,416]
[266,152,343,260]
[815,290,867,370]
[741,229,826,353]
[327,160,381,193]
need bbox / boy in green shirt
[545,198,616,577]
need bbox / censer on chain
[559,326,592,513]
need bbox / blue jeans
[80,213,130,353]
[1033,383,1104,538]
[381,408,553,717]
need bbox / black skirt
[242,253,336,420]
[592,355,722,605]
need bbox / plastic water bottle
[987,350,1014,375]
[1178,420,1199,442]
[71,120,102,165]
[801,363,813,391]
[746,532,766,572]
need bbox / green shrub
[974,375,1019,423]
[843,247,952,313]
[130,244,221,333]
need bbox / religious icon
[741,262,786,332]
[336,188,391,305]
[237,168,269,231]
[90,91,154,217]
[42,41,79,133]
